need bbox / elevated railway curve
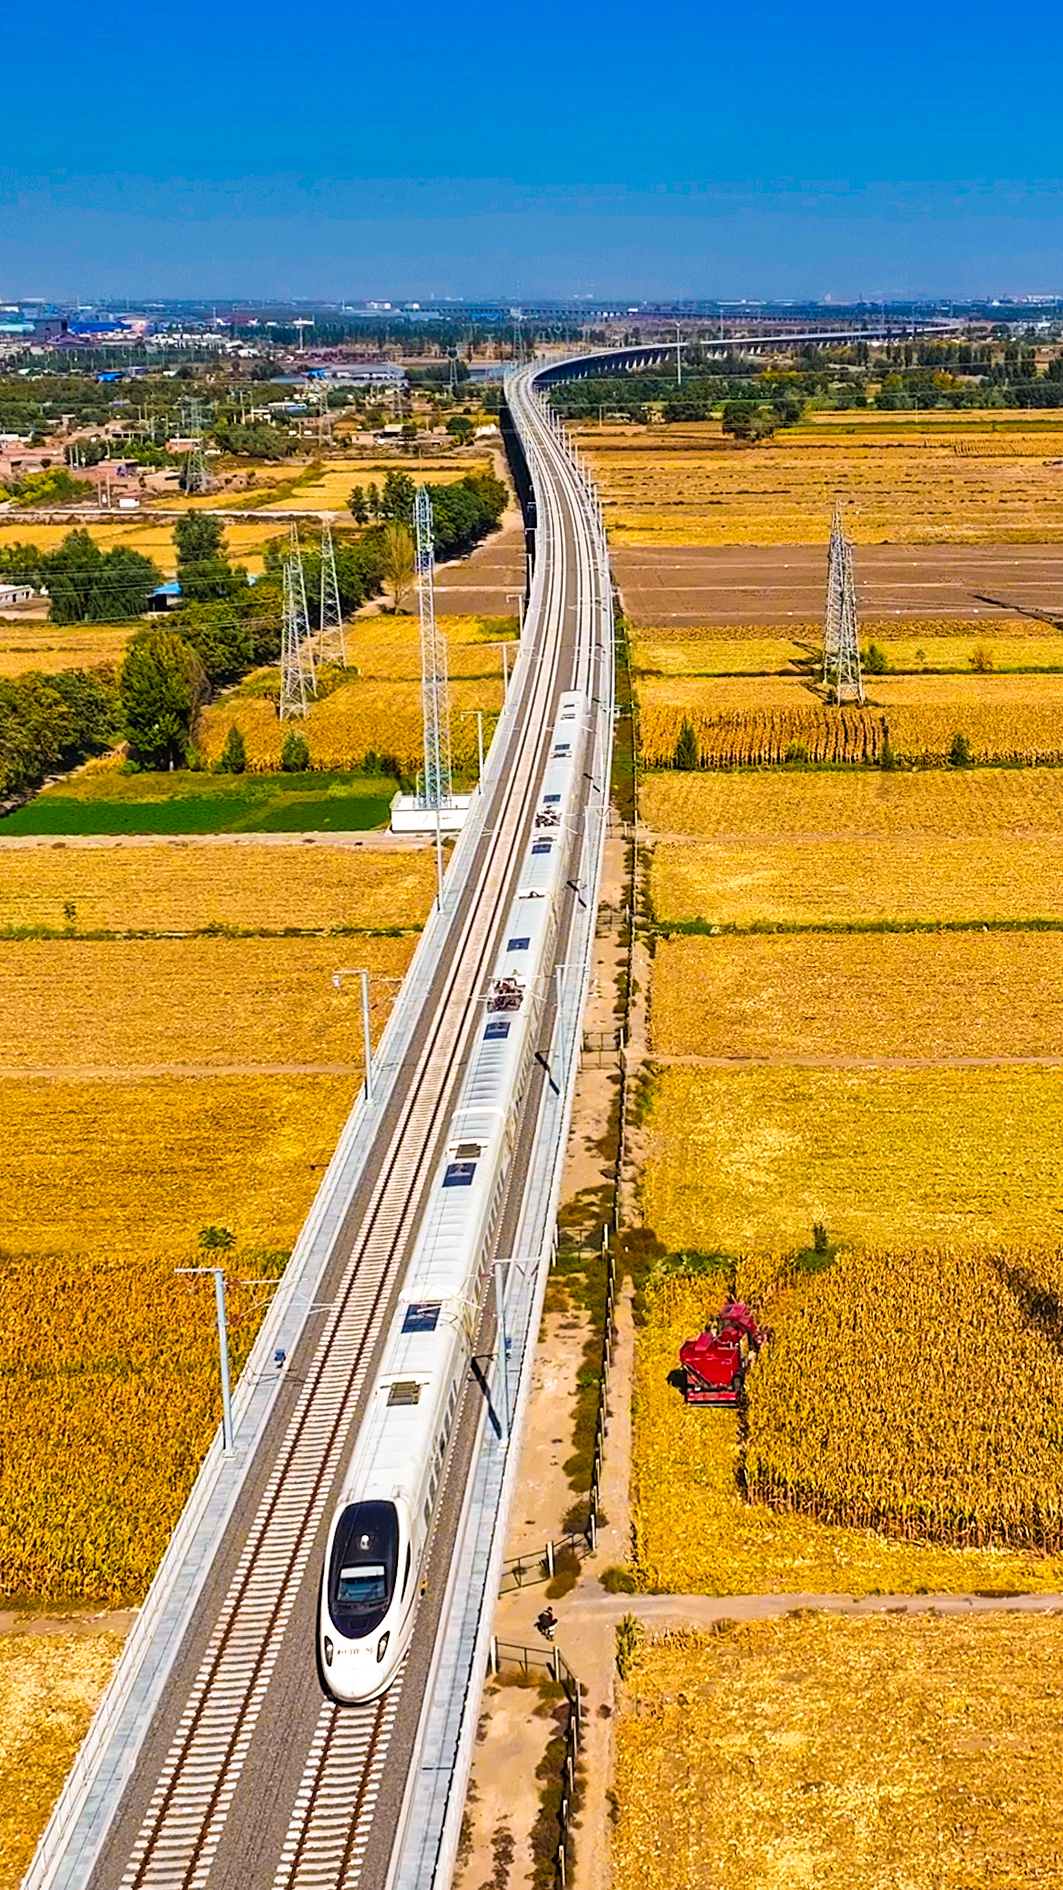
[25,355,613,1890]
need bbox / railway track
[70,363,601,1890]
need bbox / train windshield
[328,1500,398,1638]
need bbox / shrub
[969,643,995,672]
[280,729,310,772]
[217,725,247,774]
[673,717,699,770]
[949,730,973,767]
[863,641,888,674]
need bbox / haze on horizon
[2,0,1060,302]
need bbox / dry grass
[199,675,503,773]
[633,635,813,676]
[612,1614,1063,1889]
[631,1273,1063,1594]
[0,1633,122,1887]
[582,412,1063,545]
[0,842,434,934]
[631,618,1063,677]
[0,935,415,1072]
[640,1064,1063,1253]
[0,620,130,678]
[641,764,1063,838]
[649,835,1063,926]
[650,931,1063,1062]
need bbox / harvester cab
[679,1300,767,1405]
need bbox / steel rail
[89,383,579,1890]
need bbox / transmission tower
[280,523,315,719]
[823,502,864,704]
[415,485,452,809]
[181,398,212,495]
[317,517,346,667]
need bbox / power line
[317,517,345,668]
[823,502,864,705]
[279,522,314,719]
[415,484,452,810]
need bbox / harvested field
[631,1273,1063,1594]
[744,1245,1063,1549]
[650,931,1063,1062]
[612,1614,1063,1890]
[640,1063,1063,1253]
[0,935,414,1072]
[649,834,1063,927]
[583,415,1063,546]
[0,1633,121,1885]
[641,763,1063,839]
[612,542,1063,626]
[0,841,434,934]
[631,620,1063,675]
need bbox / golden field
[2,1074,351,1256]
[638,671,1063,766]
[0,620,129,679]
[0,934,415,1072]
[612,1615,1063,1890]
[640,1064,1063,1253]
[649,930,1063,1062]
[631,1274,1063,1593]
[581,411,1063,545]
[199,674,502,773]
[641,763,1063,838]
[631,619,1063,677]
[649,835,1063,926]
[745,1245,1063,1549]
[0,1633,121,1887]
[0,1074,352,1597]
[0,840,434,934]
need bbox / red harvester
[679,1300,767,1405]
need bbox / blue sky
[2,0,1061,299]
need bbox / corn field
[745,1245,1063,1552]
[640,699,1063,769]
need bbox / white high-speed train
[318,691,587,1702]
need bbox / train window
[485,1019,511,1040]
[543,794,561,804]
[337,1563,387,1606]
[403,1302,441,1333]
[552,744,571,757]
[443,1161,476,1187]
[531,842,552,856]
[507,936,530,951]
[402,1543,412,1598]
[387,1380,422,1406]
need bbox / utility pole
[182,397,211,495]
[416,484,452,908]
[317,516,346,667]
[175,1266,234,1453]
[280,521,314,717]
[676,321,682,387]
[823,502,864,704]
[332,968,374,1103]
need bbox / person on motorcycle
[537,1606,558,1640]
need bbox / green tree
[366,481,380,519]
[119,629,207,769]
[44,530,161,624]
[217,724,247,774]
[174,513,240,604]
[381,471,416,522]
[381,520,415,611]
[674,717,699,770]
[280,729,310,771]
[348,484,369,524]
[446,414,475,445]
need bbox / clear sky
[2,0,1061,301]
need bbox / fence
[487,1641,582,1890]
[590,1231,617,1540]
[499,1528,591,1595]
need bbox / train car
[318,693,587,1703]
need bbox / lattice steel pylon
[823,502,864,704]
[415,485,452,809]
[280,523,315,719]
[317,517,346,667]
[181,398,212,496]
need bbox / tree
[43,530,161,624]
[381,471,416,522]
[281,729,310,771]
[174,513,241,604]
[119,629,207,769]
[674,717,699,770]
[381,520,415,611]
[949,731,973,767]
[366,481,380,519]
[348,484,369,525]
[198,1225,235,1252]
[446,415,475,445]
[217,724,247,774]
